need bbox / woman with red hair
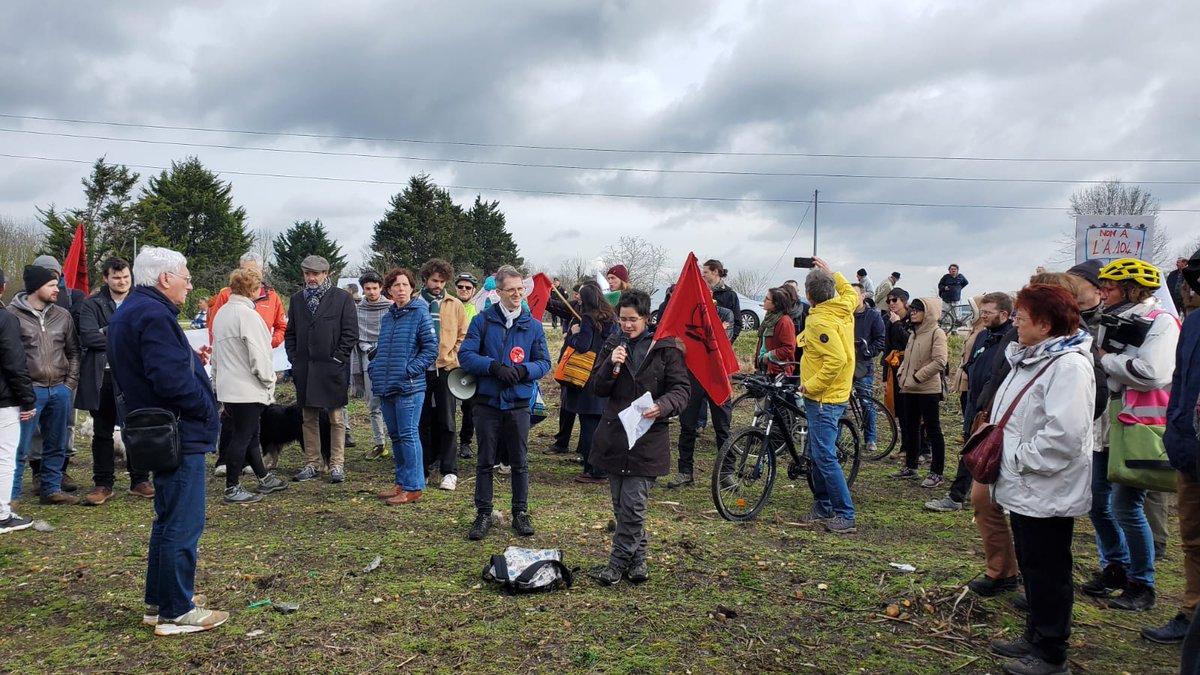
[987,284,1095,675]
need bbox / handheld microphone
[612,337,630,377]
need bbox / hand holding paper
[618,392,656,448]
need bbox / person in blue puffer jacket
[369,268,438,506]
[458,265,552,541]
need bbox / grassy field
[0,329,1186,673]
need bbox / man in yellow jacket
[797,258,858,534]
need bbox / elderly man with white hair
[107,247,228,636]
[206,251,288,348]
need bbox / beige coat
[211,294,276,404]
[434,293,468,370]
[898,296,949,395]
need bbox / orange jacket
[208,285,288,348]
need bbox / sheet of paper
[618,391,656,448]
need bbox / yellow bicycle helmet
[1098,258,1161,289]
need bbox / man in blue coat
[107,247,228,636]
[458,265,551,541]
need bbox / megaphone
[447,367,477,401]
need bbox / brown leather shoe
[83,486,114,506]
[40,491,80,506]
[377,484,404,500]
[386,490,423,505]
[128,482,156,498]
[60,472,78,493]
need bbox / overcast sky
[2,0,1199,297]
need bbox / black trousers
[898,392,945,474]
[420,370,458,476]
[224,402,266,488]
[947,456,972,503]
[90,374,149,489]
[554,408,576,451]
[473,403,530,514]
[677,376,732,475]
[459,398,474,446]
[1010,512,1074,666]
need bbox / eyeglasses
[167,271,192,284]
[455,284,474,291]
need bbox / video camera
[1100,313,1154,353]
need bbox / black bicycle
[712,371,861,522]
[848,386,898,460]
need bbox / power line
[764,201,814,280]
[3,127,1197,186]
[4,151,1200,212]
[3,111,1200,164]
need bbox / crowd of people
[0,245,1198,674]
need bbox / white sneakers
[153,606,228,636]
[440,474,458,491]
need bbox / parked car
[647,289,766,333]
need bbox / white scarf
[499,302,521,328]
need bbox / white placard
[1074,215,1156,264]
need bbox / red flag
[655,253,740,404]
[62,221,89,295]
[526,273,553,321]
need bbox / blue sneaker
[824,516,857,534]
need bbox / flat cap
[301,255,330,272]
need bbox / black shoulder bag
[113,375,182,473]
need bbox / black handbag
[122,407,182,473]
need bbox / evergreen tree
[469,196,523,273]
[370,174,468,271]
[270,219,348,297]
[133,157,252,290]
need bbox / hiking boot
[82,486,114,506]
[513,511,535,537]
[40,491,79,506]
[386,490,423,505]
[129,482,155,498]
[0,514,33,534]
[328,465,345,484]
[924,496,963,512]
[153,607,229,636]
[293,465,319,482]
[990,636,1034,658]
[365,444,386,460]
[542,444,569,455]
[891,467,918,479]
[968,575,1020,597]
[1141,612,1190,644]
[1000,654,1069,675]
[439,474,458,491]
[1011,594,1029,612]
[144,594,208,626]
[256,473,289,494]
[588,564,624,586]
[824,516,856,534]
[626,560,649,584]
[666,472,694,489]
[1108,583,1155,611]
[60,472,78,493]
[1081,564,1127,597]
[458,443,473,459]
[920,473,945,488]
[574,473,608,485]
[213,464,227,477]
[799,508,833,523]
[468,512,492,540]
[223,485,263,504]
[377,485,404,500]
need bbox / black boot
[1108,582,1155,612]
[1081,564,1127,597]
[1141,612,1190,644]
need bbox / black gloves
[490,362,521,385]
[515,365,529,381]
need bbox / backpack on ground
[482,547,573,594]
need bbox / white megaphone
[446,367,477,401]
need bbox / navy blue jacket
[459,304,551,411]
[938,273,969,304]
[368,297,438,398]
[853,307,886,378]
[1165,310,1200,477]
[107,286,219,454]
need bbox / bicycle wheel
[862,394,898,460]
[730,391,770,430]
[712,427,777,522]
[804,418,862,492]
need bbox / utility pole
[812,189,819,256]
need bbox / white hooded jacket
[991,330,1095,519]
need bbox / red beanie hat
[606,265,629,284]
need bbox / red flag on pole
[62,221,89,295]
[655,253,740,404]
[526,273,553,321]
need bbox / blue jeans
[804,398,854,521]
[854,375,876,443]
[146,453,207,619]
[14,384,72,498]
[381,393,425,491]
[1089,451,1154,586]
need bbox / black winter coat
[0,310,35,410]
[75,286,117,411]
[589,335,691,477]
[285,287,359,409]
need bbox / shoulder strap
[512,559,574,588]
[485,554,509,582]
[995,358,1057,428]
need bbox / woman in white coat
[988,284,1095,675]
[211,267,287,504]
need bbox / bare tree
[602,236,669,293]
[555,255,593,288]
[253,227,275,267]
[727,268,771,299]
[0,216,44,303]
[1050,180,1170,267]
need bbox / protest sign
[1075,215,1156,264]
